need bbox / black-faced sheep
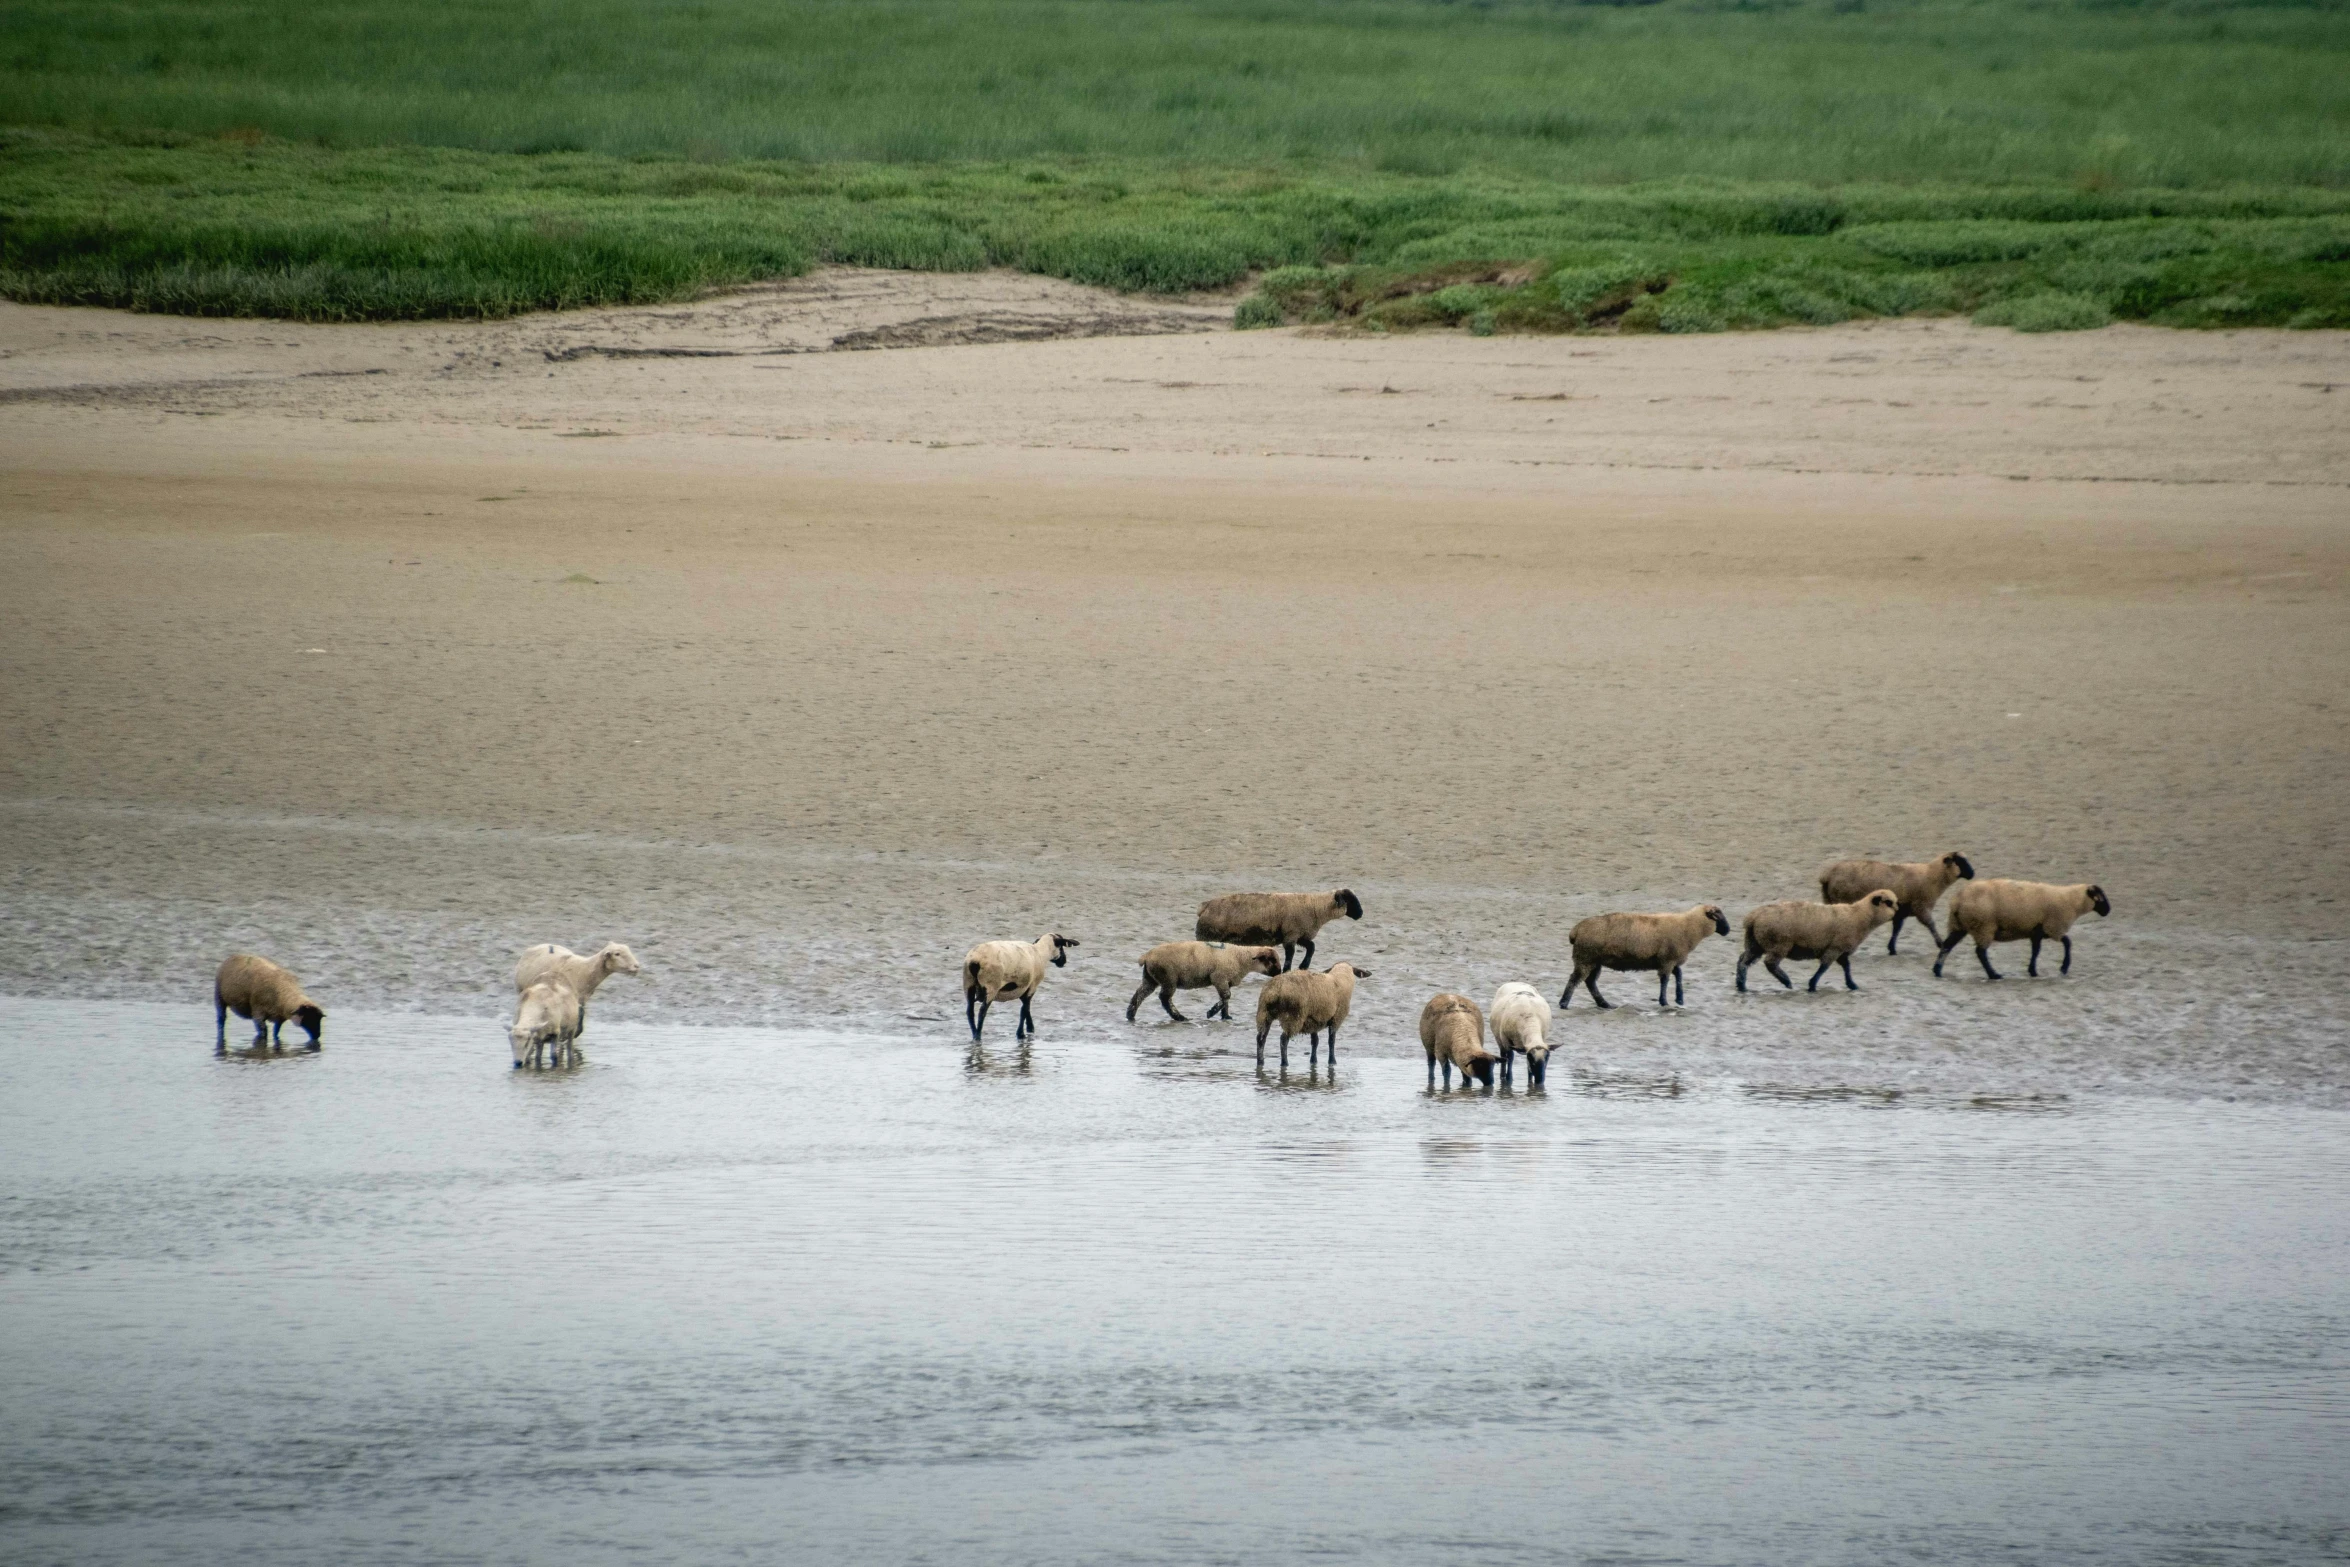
[214,954,324,1052]
[1488,982,1553,1087]
[963,933,1078,1041]
[1819,853,1975,954]
[1254,961,1369,1069]
[1737,891,1900,993]
[1127,941,1282,1023]
[1420,992,1496,1090]
[1934,879,2110,980]
[1196,889,1363,972]
[1562,905,1731,1009]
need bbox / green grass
[3,0,2348,329]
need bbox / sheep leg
[1498,1046,1512,1085]
[1326,1022,1339,1060]
[1441,1059,1453,1089]
[1161,982,1186,1022]
[1735,955,1751,994]
[1257,1018,1271,1066]
[1209,982,1231,1020]
[1673,965,1686,1006]
[1298,938,1316,971]
[1280,942,1295,972]
[1976,943,2002,981]
[1765,956,1794,990]
[1886,910,1907,955]
[2028,935,2043,978]
[1126,978,1153,1022]
[2061,935,2074,975]
[1586,973,1612,1009]
[1911,910,1944,952]
[1840,955,1858,990]
[1657,970,1670,1007]
[1807,959,1831,993]
[1426,1049,1436,1088]
[1279,1028,1290,1071]
[214,994,228,1051]
[971,996,991,1041]
[1933,926,1966,977]
[1017,995,1035,1038]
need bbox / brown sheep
[1737,892,1900,994]
[1254,961,1369,1069]
[214,954,324,1053]
[1419,992,1496,1090]
[1127,941,1282,1022]
[1819,852,1975,954]
[1196,888,1363,972]
[1935,880,2111,980]
[1563,904,1731,1009]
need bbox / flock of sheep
[208,853,2109,1086]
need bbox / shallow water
[3,996,2346,1565]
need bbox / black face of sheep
[1705,905,1730,937]
[1949,853,1977,879]
[1051,936,1078,966]
[2087,886,2111,916]
[1338,890,1363,920]
[295,1004,325,1046]
[1254,949,1282,977]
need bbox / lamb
[1127,941,1282,1023]
[1253,961,1370,1070]
[1934,879,2111,980]
[1195,889,1363,972]
[962,933,1078,1041]
[1420,992,1497,1090]
[213,954,325,1053]
[512,942,643,1033]
[1562,904,1731,1009]
[1819,852,1975,954]
[510,980,583,1069]
[1488,982,1554,1087]
[1737,891,1901,993]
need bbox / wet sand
[2,277,2346,1093]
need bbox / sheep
[1737,891,1901,993]
[963,933,1078,1041]
[1127,941,1282,1023]
[1488,982,1554,1087]
[1253,961,1369,1070]
[1420,992,1497,1090]
[1819,852,1975,954]
[213,954,325,1053]
[1195,889,1363,972]
[510,980,584,1069]
[1562,905,1731,1009]
[1934,879,2111,980]
[513,942,643,1033]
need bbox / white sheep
[1253,961,1369,1070]
[513,942,642,1034]
[962,933,1078,1041]
[1127,941,1282,1022]
[1935,879,2111,980]
[1737,891,1900,993]
[510,980,583,1069]
[1195,889,1363,972]
[1562,905,1731,1009]
[1488,982,1554,1087]
[214,954,324,1052]
[1420,992,1496,1090]
[1819,852,1975,954]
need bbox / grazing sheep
[213,954,324,1053]
[1420,992,1497,1090]
[510,980,583,1069]
[1819,852,1975,954]
[1738,891,1900,993]
[1488,982,1554,1087]
[963,933,1078,1041]
[1127,941,1282,1023]
[513,942,643,1033]
[1562,905,1731,1009]
[1935,879,2111,980]
[1196,889,1363,972]
[1254,961,1370,1070]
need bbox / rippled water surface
[3,996,2347,1565]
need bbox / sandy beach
[3,273,2346,1087]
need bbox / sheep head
[1251,947,1282,976]
[1049,934,1079,966]
[2086,885,2111,917]
[600,944,643,977]
[1864,890,1900,923]
[1701,904,1730,937]
[1946,852,1977,880]
[294,1003,325,1043]
[1336,889,1363,920]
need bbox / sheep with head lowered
[1420,992,1497,1090]
[1562,904,1731,1009]
[1737,891,1901,994]
[513,942,642,1034]
[1935,879,2110,980]
[1819,852,1975,955]
[1253,961,1369,1070]
[510,980,583,1069]
[962,933,1078,1041]
[1195,888,1362,972]
[1488,982,1554,1087]
[214,954,325,1053]
[1127,941,1282,1023]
